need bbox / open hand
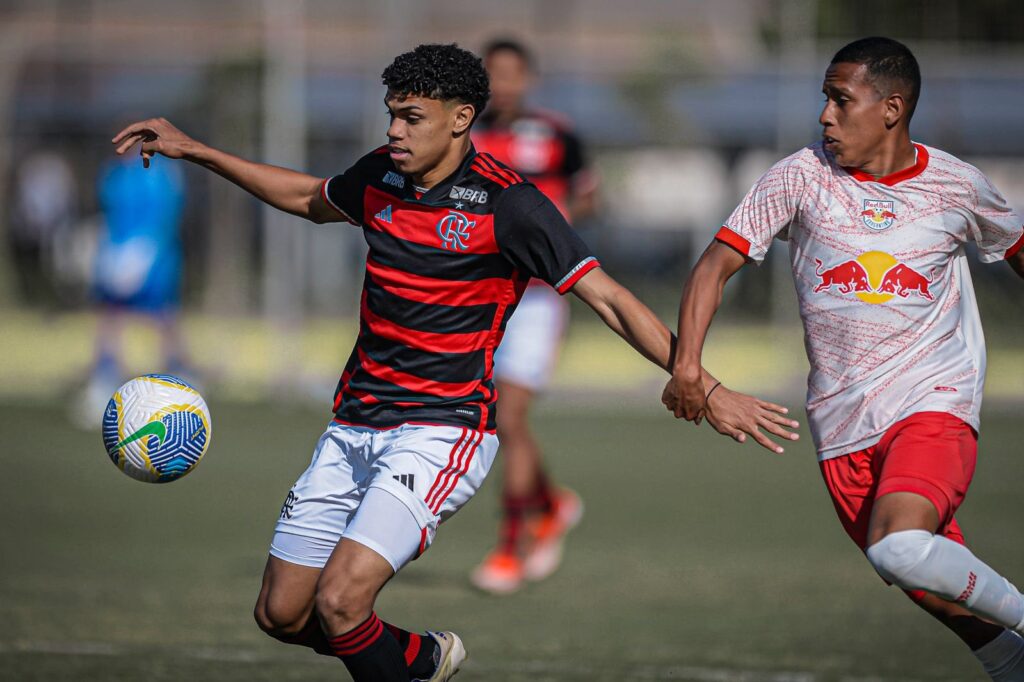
[703,384,800,454]
[112,117,196,168]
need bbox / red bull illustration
[813,258,871,294]
[877,263,934,300]
[812,251,934,304]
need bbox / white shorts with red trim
[271,422,498,571]
[493,283,569,391]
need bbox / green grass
[2,401,1022,681]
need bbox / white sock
[974,629,1024,681]
[866,530,1024,630]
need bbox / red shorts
[819,411,977,551]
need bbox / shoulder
[469,152,530,192]
[919,143,1000,206]
[749,143,828,193]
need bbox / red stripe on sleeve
[1005,229,1024,259]
[471,161,509,188]
[555,257,601,294]
[715,226,751,256]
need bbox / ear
[451,103,476,136]
[883,92,907,129]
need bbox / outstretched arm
[661,240,800,453]
[570,266,799,453]
[112,117,343,224]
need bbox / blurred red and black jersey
[321,146,599,432]
[472,109,592,220]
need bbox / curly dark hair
[382,44,490,121]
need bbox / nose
[387,117,403,141]
[819,101,834,128]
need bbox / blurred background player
[469,38,598,594]
[664,37,1024,680]
[75,151,191,426]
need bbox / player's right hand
[112,117,196,168]
[661,372,707,423]
[703,385,800,454]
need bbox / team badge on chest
[861,199,897,231]
[437,210,477,251]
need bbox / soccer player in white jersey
[663,37,1024,678]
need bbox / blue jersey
[95,157,185,309]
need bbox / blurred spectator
[8,151,78,308]
[74,154,193,427]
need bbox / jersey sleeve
[716,156,807,264]
[494,183,600,294]
[322,153,376,225]
[966,171,1024,262]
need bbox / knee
[253,598,309,640]
[314,578,375,627]
[865,529,933,585]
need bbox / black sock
[328,612,408,681]
[385,622,439,680]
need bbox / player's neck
[858,134,917,180]
[410,138,472,189]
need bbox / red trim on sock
[404,632,422,667]
[329,613,385,657]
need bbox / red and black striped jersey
[321,146,600,432]
[472,109,592,221]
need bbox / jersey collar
[411,145,478,203]
[843,143,929,186]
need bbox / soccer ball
[102,374,212,483]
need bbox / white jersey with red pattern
[717,142,1024,460]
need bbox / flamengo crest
[436,211,477,251]
[861,199,897,231]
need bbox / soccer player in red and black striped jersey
[113,43,799,682]
[469,38,599,594]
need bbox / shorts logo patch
[280,490,299,519]
[393,473,415,491]
[436,210,476,251]
[955,571,977,603]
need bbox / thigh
[256,554,321,626]
[874,411,977,533]
[274,424,372,552]
[819,449,877,549]
[371,425,499,557]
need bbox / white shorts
[493,284,569,391]
[270,422,498,572]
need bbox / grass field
[2,400,1022,681]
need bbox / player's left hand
[702,384,800,454]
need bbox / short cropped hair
[381,44,490,121]
[482,37,534,70]
[831,36,921,120]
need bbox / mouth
[823,134,839,149]
[389,145,410,161]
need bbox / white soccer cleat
[523,488,584,582]
[423,631,466,681]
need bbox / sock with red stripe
[384,622,440,680]
[533,470,556,515]
[328,612,407,681]
[498,493,532,555]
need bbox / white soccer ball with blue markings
[102,374,212,483]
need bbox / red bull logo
[861,199,897,231]
[813,251,933,304]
